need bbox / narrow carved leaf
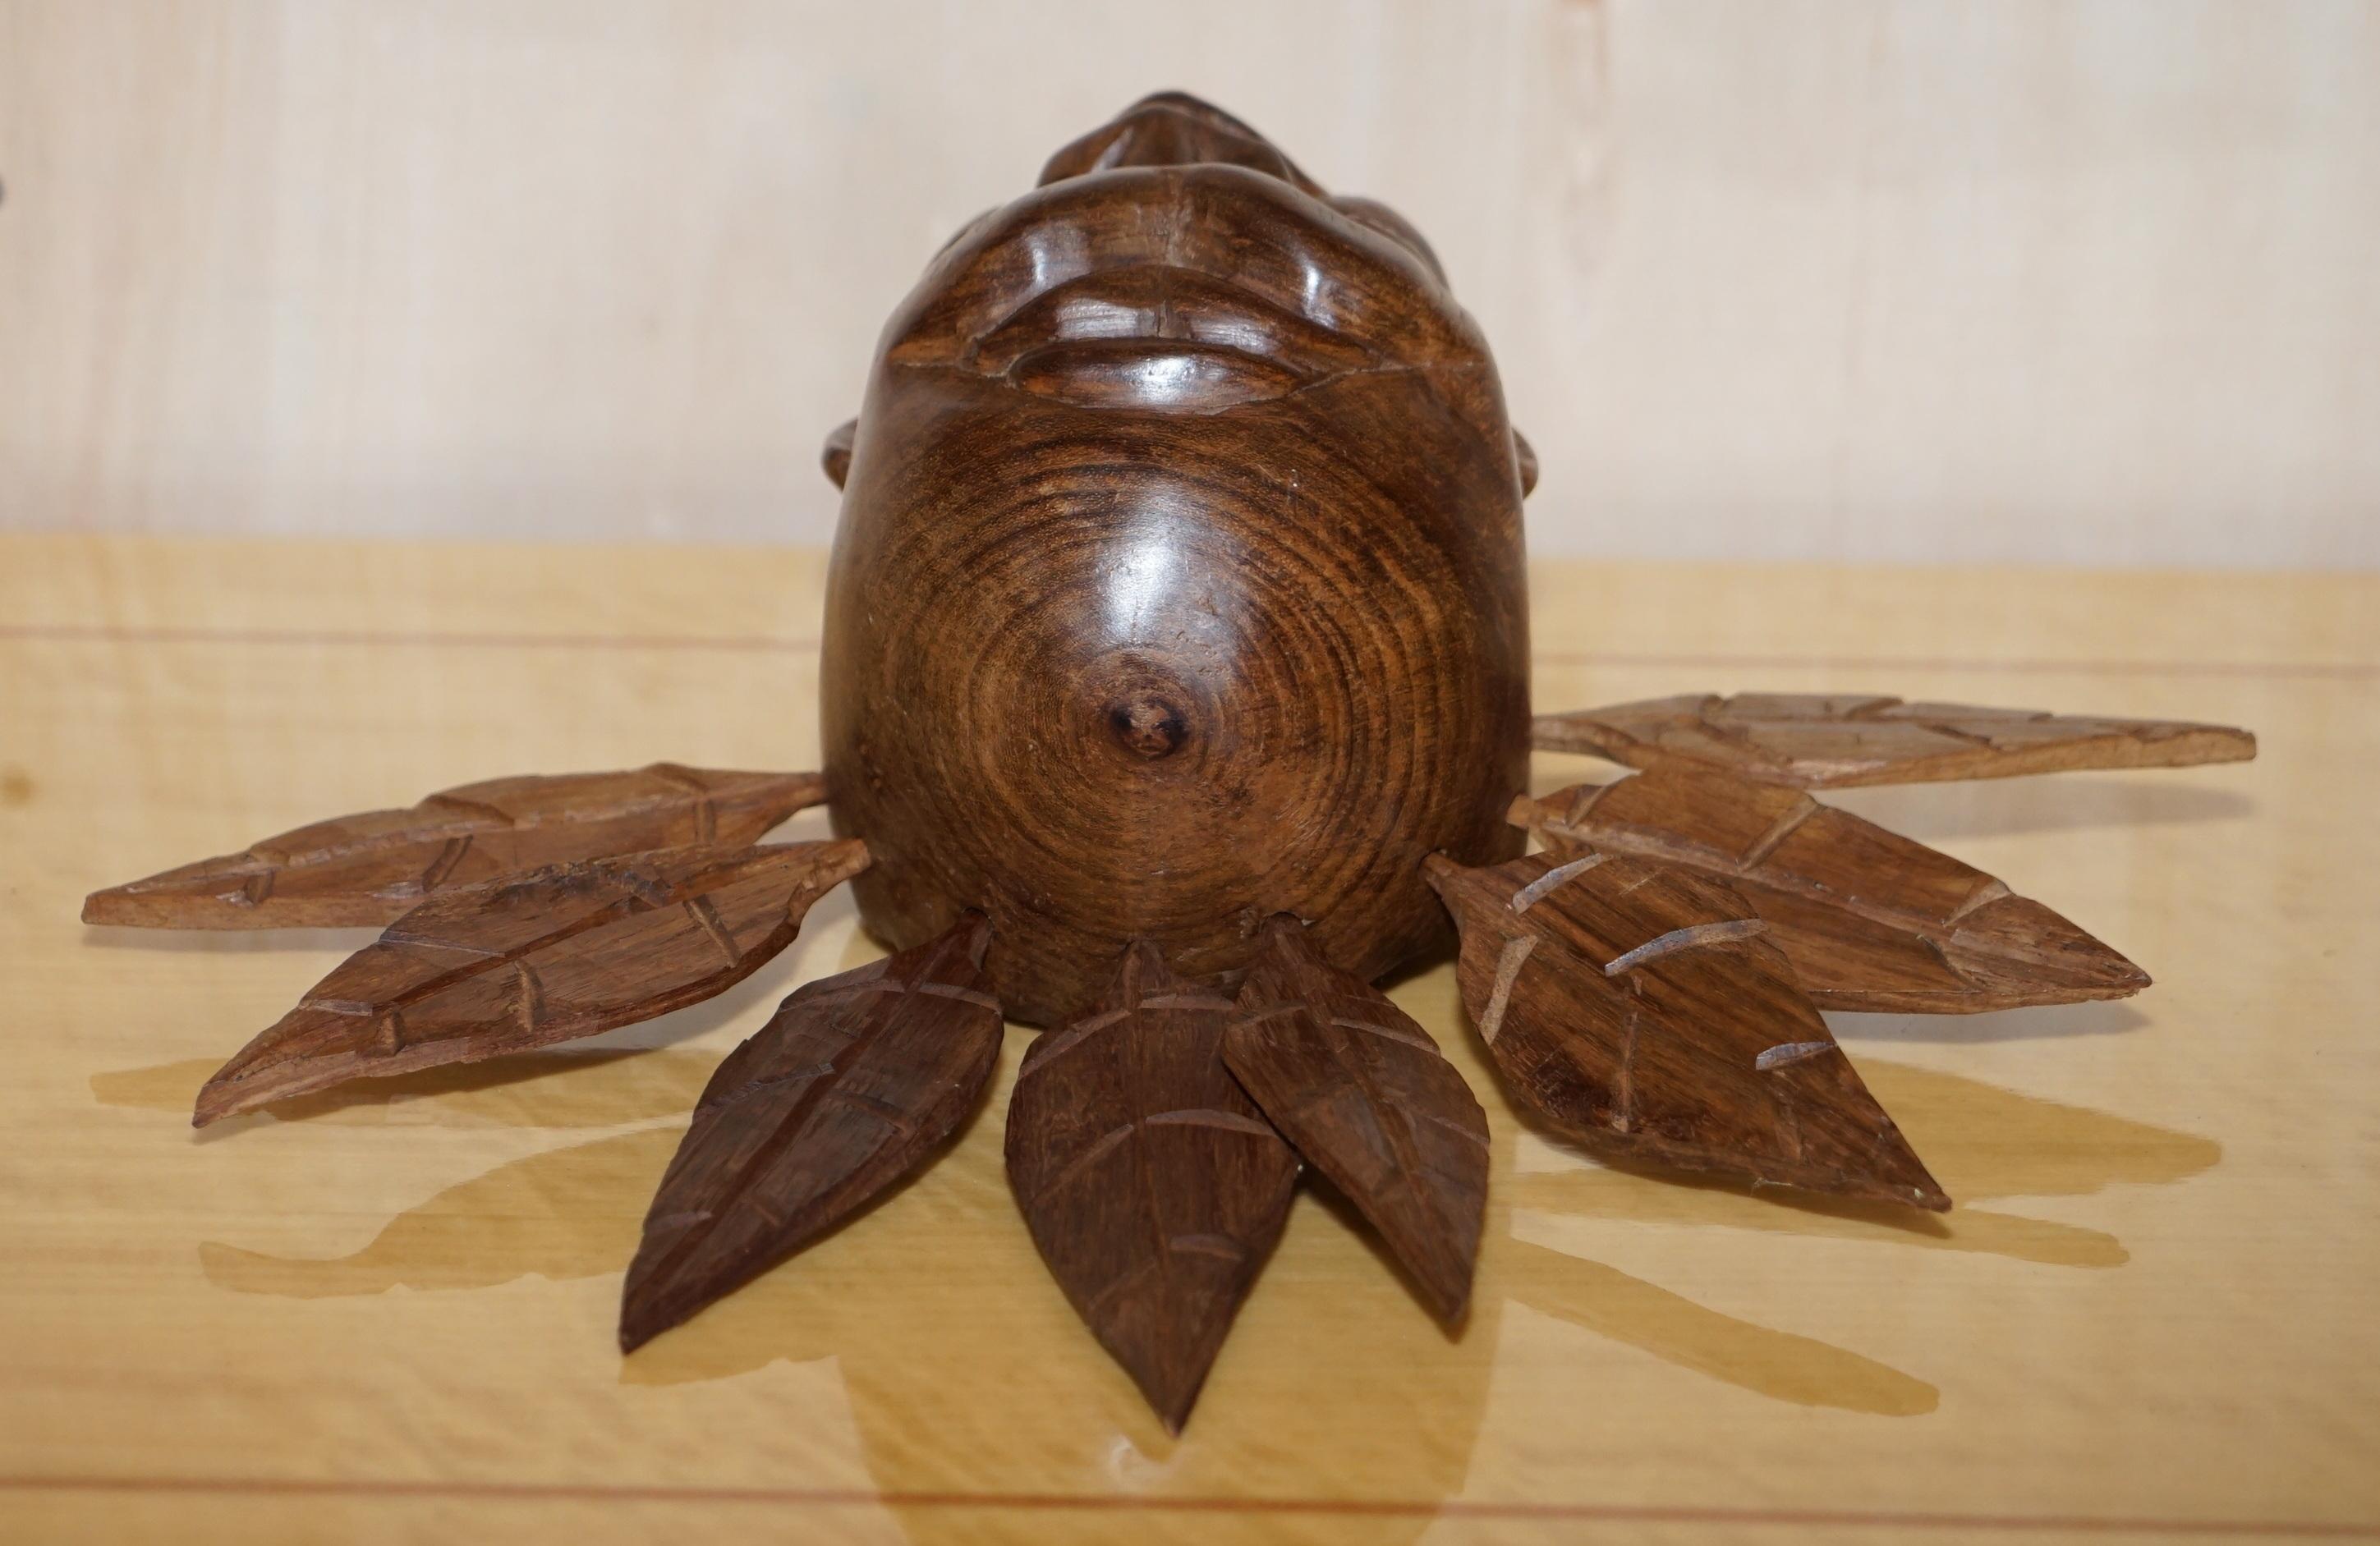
[1510,764,2149,1012]
[620,914,1003,1352]
[1224,915,1488,1321]
[1533,692,2255,788]
[194,840,868,1126]
[1005,940,1299,1433]
[85,764,829,929]
[1422,850,1947,1212]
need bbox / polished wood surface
[69,99,2265,1425]
[623,914,1001,1355]
[820,95,1530,1027]
[1224,915,1489,1323]
[1005,940,1298,1434]
[1513,768,2149,1013]
[1427,849,1946,1213]
[83,764,827,929]
[49,98,2277,1437]
[193,841,867,1127]
[5,533,2373,1543]
[1536,693,2258,788]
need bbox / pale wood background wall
[2,0,2373,567]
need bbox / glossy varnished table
[2,535,2372,1544]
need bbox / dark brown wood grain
[620,914,1003,1352]
[1224,915,1488,1321]
[1423,850,1947,1212]
[1004,938,1299,1432]
[88,90,2274,1408]
[85,764,828,929]
[1512,766,2149,1012]
[820,91,1531,1025]
[1533,693,2257,788]
[194,840,868,1126]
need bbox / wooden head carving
[820,92,1534,1023]
[91,86,2255,1430]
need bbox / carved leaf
[85,764,829,929]
[1223,916,1488,1321]
[194,840,868,1126]
[1423,850,1947,1212]
[1511,764,2149,1012]
[1534,693,2256,788]
[1005,941,1299,1433]
[620,914,1004,1352]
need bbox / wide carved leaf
[620,914,1003,1352]
[85,764,829,929]
[194,840,869,1126]
[1511,765,2148,1012]
[1423,850,1947,1211]
[1533,693,2256,788]
[1005,940,1299,1433]
[1224,915,1488,1321]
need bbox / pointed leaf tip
[1512,765,2151,1014]
[86,764,831,929]
[1225,916,1487,1323]
[1535,692,2254,787]
[1007,938,1297,1430]
[618,913,1003,1351]
[1431,847,1950,1213]
[193,840,866,1126]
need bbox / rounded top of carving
[1040,93,1449,282]
[883,98,1479,411]
[1038,92,1326,195]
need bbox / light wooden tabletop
[3,535,2372,1544]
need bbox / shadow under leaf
[200,1127,678,1296]
[1828,999,2152,1046]
[1500,1238,1939,1415]
[1506,1059,2217,1269]
[97,1050,719,1131]
[1824,776,2254,843]
[186,1039,2217,1546]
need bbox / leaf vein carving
[1032,1122,1136,1207]
[1511,853,1607,914]
[1603,919,1767,976]
[1477,935,1536,1046]
[1331,1016,1437,1052]
[1739,798,1819,869]
[1144,1108,1276,1138]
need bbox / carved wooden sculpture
[819,94,1529,1025]
[83,764,828,929]
[622,914,1004,1354]
[88,92,2255,1428]
[192,841,868,1127]
[1533,694,2257,789]
[1006,940,1298,1433]
[1508,766,2151,1013]
[1223,916,1490,1322]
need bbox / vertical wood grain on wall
[0,0,2373,567]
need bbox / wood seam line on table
[0,623,2369,681]
[0,1479,2370,1535]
